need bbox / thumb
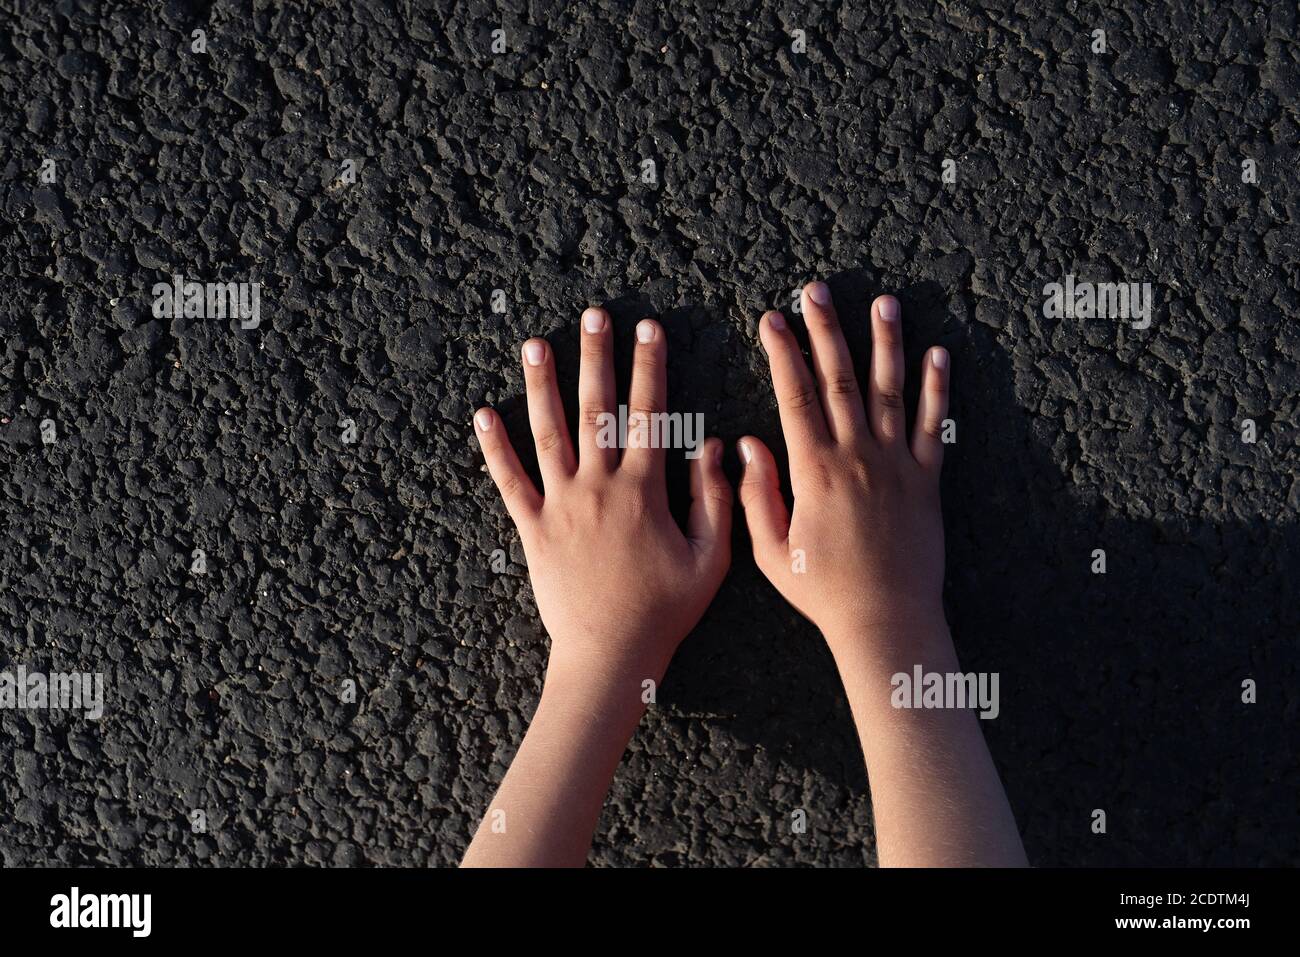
[687,437,732,574]
[737,436,790,564]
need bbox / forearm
[829,614,1028,867]
[460,650,660,867]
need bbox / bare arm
[461,655,660,867]
[827,615,1026,866]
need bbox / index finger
[758,310,831,461]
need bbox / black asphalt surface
[1,0,1297,866]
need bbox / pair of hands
[473,282,952,683]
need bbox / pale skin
[462,284,1026,868]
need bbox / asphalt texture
[1,0,1298,867]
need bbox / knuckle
[704,483,733,509]
[622,491,653,524]
[800,457,835,490]
[784,384,820,411]
[581,483,610,512]
[534,429,565,454]
[825,372,859,396]
[580,403,608,428]
[633,353,661,378]
[497,473,525,501]
[808,305,839,328]
[738,475,768,503]
[847,457,873,487]
[876,387,905,410]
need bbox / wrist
[822,605,956,676]
[545,627,676,687]
[541,646,667,722]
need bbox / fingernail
[713,441,723,466]
[636,319,655,343]
[475,410,493,432]
[932,348,949,370]
[807,281,831,305]
[767,311,786,331]
[582,308,606,334]
[523,340,546,366]
[739,440,753,464]
[878,297,900,322]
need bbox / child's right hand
[738,284,952,657]
[739,285,1028,867]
